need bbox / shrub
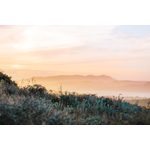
[0,70,17,86]
[18,88,30,96]
[3,84,19,95]
[26,84,47,96]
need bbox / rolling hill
[18,75,150,93]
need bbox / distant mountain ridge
[18,75,150,93]
[33,75,116,83]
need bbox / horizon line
[15,74,150,82]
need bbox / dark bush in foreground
[1,92,150,125]
[26,84,47,96]
[0,98,72,125]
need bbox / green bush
[0,98,72,125]
[3,84,19,95]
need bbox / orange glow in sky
[0,25,150,81]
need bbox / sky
[0,25,150,81]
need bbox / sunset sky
[0,25,150,81]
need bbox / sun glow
[12,65,20,68]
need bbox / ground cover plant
[0,71,150,125]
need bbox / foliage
[3,84,19,95]
[26,84,47,96]
[0,70,17,86]
[0,98,72,125]
[1,71,150,125]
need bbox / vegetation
[0,69,17,86]
[0,70,150,125]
